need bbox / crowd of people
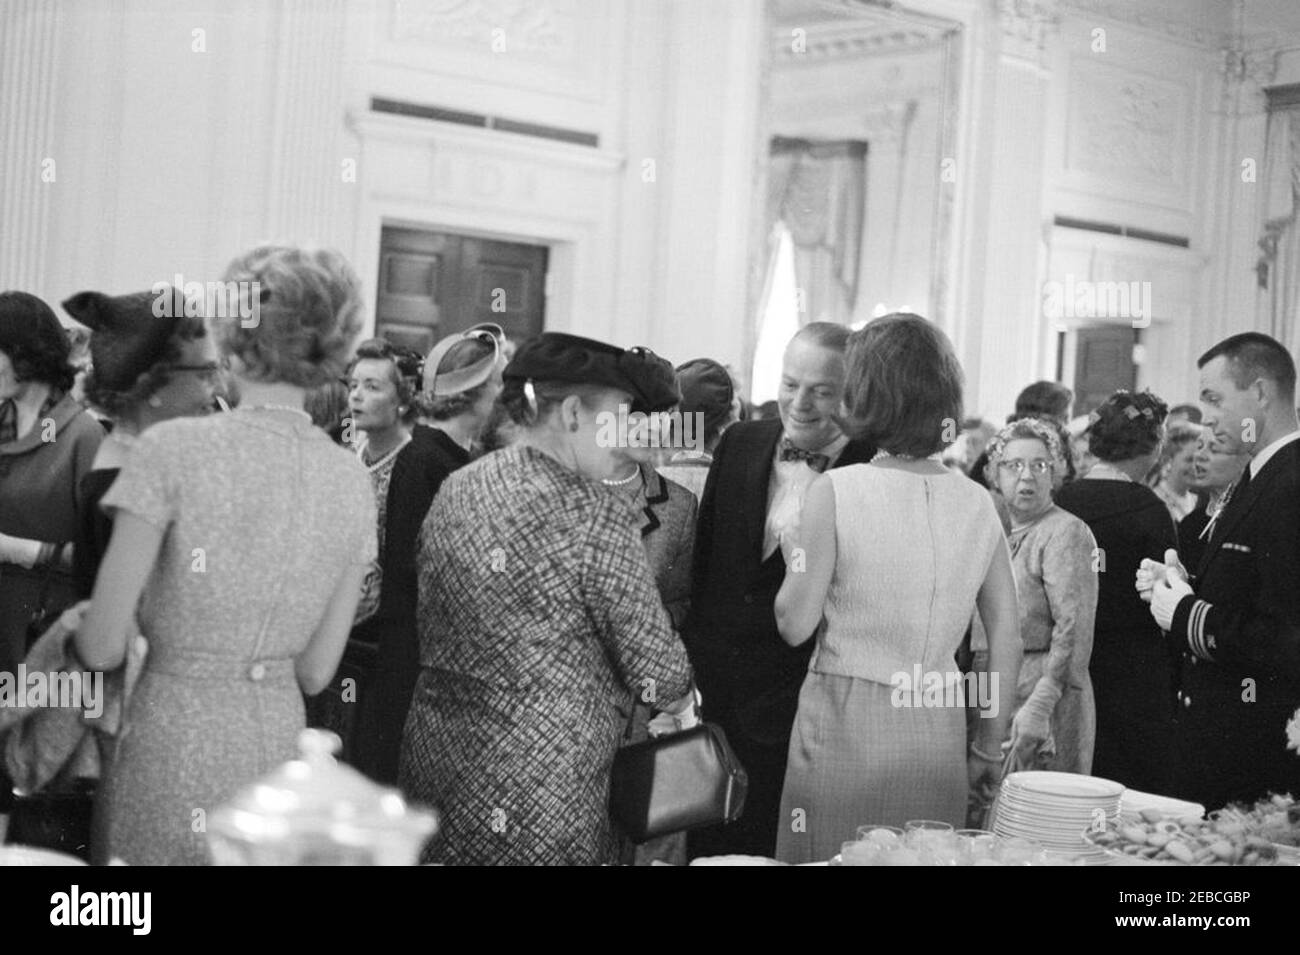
[1,241,1298,865]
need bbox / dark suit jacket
[1169,437,1300,807]
[684,418,875,749]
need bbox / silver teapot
[207,729,438,865]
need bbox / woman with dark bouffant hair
[0,291,105,818]
[1055,389,1180,794]
[772,313,1021,862]
[77,245,377,865]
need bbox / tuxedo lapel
[743,419,784,554]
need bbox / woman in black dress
[349,327,504,785]
[1055,390,1179,794]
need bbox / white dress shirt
[762,433,849,560]
[1248,428,1300,478]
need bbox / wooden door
[1072,324,1138,417]
[374,226,548,354]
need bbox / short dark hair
[1168,403,1202,424]
[83,316,208,418]
[1087,389,1169,462]
[792,321,851,354]
[1014,380,1073,423]
[842,312,963,457]
[347,338,421,425]
[1198,332,1296,401]
[0,291,77,393]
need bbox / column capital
[996,0,1061,72]
[1220,48,1278,117]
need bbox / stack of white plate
[993,771,1124,865]
[1119,789,1205,822]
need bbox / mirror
[750,0,963,400]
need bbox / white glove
[0,532,44,569]
[1012,677,1061,747]
[1150,549,1193,631]
[647,691,700,737]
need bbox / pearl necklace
[872,449,943,463]
[359,434,411,472]
[602,465,641,487]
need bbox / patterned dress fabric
[1004,504,1099,776]
[400,445,692,865]
[776,465,1007,864]
[92,409,376,865]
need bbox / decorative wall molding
[1061,0,1228,49]
[771,15,950,62]
[390,0,571,60]
[1061,56,1191,209]
[997,0,1062,70]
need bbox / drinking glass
[955,828,997,866]
[994,836,1044,866]
[904,820,957,865]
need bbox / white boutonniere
[1287,707,1300,755]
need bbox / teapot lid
[210,729,437,844]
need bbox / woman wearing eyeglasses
[989,418,1099,774]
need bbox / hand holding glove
[1149,548,1193,631]
[1010,677,1061,765]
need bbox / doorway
[374,226,549,353]
[1068,324,1139,416]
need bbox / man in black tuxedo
[1144,332,1300,809]
[685,322,875,858]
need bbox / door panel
[1073,324,1138,416]
[374,227,547,352]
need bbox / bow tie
[780,440,830,472]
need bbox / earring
[147,395,163,408]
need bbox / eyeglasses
[998,459,1053,477]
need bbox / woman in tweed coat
[399,334,693,865]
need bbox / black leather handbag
[609,721,748,844]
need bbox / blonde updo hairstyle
[215,244,363,388]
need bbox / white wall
[2,0,763,374]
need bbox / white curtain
[764,139,867,326]
[1257,105,1300,360]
